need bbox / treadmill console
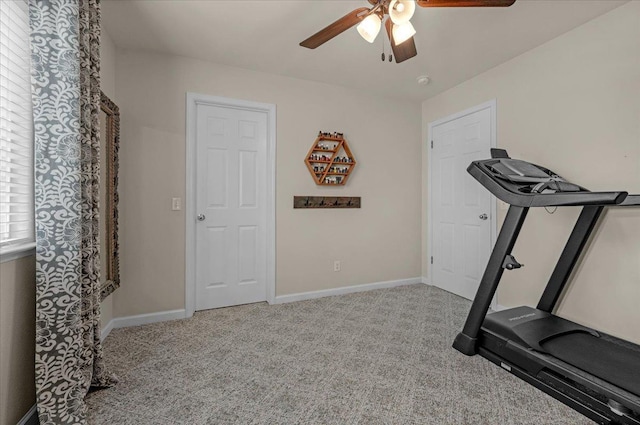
[467,149,627,207]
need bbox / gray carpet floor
[86,284,593,424]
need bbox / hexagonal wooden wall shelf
[304,132,356,185]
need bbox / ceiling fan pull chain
[381,31,386,62]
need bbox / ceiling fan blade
[300,7,370,49]
[417,0,515,7]
[385,18,417,64]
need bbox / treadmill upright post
[453,205,529,356]
[536,205,603,313]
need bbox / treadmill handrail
[619,195,640,207]
[468,162,628,207]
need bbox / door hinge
[431,256,433,264]
[431,140,433,149]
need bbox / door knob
[479,213,488,220]
[197,214,206,221]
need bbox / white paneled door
[431,105,493,301]
[195,104,268,310]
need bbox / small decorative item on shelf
[304,130,356,186]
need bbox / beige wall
[100,26,117,328]
[112,50,422,317]
[101,25,116,96]
[0,256,36,425]
[422,2,640,343]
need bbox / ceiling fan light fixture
[357,13,382,43]
[389,0,416,25]
[392,21,416,45]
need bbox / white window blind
[0,0,34,251]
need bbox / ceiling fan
[300,0,516,64]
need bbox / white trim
[185,93,197,318]
[17,404,38,425]
[272,278,422,304]
[426,99,498,308]
[185,93,277,317]
[421,276,430,285]
[0,242,35,263]
[108,309,187,329]
[101,319,115,342]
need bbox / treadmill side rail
[479,344,640,425]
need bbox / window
[0,0,34,256]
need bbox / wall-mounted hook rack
[293,196,361,209]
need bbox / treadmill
[452,149,640,424]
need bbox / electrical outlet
[172,197,181,211]
[333,260,341,272]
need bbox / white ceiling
[102,0,626,102]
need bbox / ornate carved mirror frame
[100,91,120,300]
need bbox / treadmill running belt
[542,332,640,397]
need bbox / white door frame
[427,99,498,306]
[185,93,276,317]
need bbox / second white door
[430,105,493,301]
[195,103,268,310]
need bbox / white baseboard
[493,304,509,312]
[17,404,37,425]
[272,277,422,304]
[102,309,187,335]
[101,279,424,335]
[101,318,115,342]
[421,276,430,285]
